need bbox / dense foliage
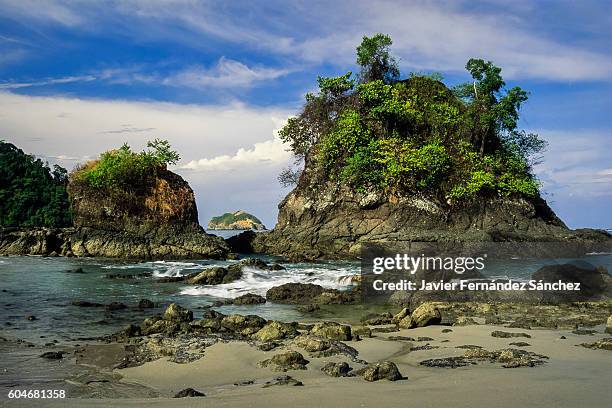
[0,141,72,227]
[73,139,180,192]
[279,34,546,201]
[209,211,263,226]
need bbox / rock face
[250,182,611,260]
[208,210,266,230]
[0,168,229,259]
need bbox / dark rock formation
[249,181,612,260]
[0,169,229,259]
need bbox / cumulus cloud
[0,91,292,226]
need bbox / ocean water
[0,252,610,344]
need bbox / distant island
[208,210,266,230]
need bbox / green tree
[0,141,72,227]
[356,33,400,84]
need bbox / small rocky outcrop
[252,321,298,342]
[233,293,266,305]
[310,322,352,341]
[0,168,229,259]
[186,267,241,285]
[491,330,531,339]
[173,388,205,398]
[258,351,309,372]
[531,262,607,302]
[577,338,612,351]
[407,302,442,328]
[321,362,353,377]
[208,210,266,230]
[163,303,193,323]
[606,315,612,334]
[265,283,357,305]
[356,361,403,381]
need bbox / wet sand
[4,323,610,408]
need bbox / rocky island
[208,210,266,230]
[0,140,228,259]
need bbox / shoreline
[2,299,611,407]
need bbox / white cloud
[162,58,291,89]
[0,75,96,89]
[0,91,293,226]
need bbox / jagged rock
[233,293,266,305]
[531,262,607,302]
[187,267,240,285]
[420,357,473,368]
[310,322,352,341]
[221,314,266,335]
[356,361,403,381]
[392,308,410,324]
[293,335,331,352]
[163,303,193,323]
[409,302,442,328]
[258,351,309,371]
[173,388,205,398]
[266,283,324,304]
[252,321,298,342]
[361,312,393,325]
[321,362,353,377]
[491,330,531,339]
[351,325,372,338]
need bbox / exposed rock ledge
[244,183,612,260]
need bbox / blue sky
[0,0,610,229]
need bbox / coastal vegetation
[71,139,180,193]
[208,210,266,230]
[0,140,71,227]
[279,34,547,201]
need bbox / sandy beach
[4,319,611,408]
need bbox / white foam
[181,264,359,299]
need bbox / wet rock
[356,361,403,381]
[409,302,442,328]
[372,325,399,333]
[221,314,266,335]
[228,258,284,273]
[252,321,298,342]
[361,312,393,325]
[293,335,331,352]
[453,316,478,326]
[388,336,415,341]
[187,267,240,285]
[71,300,103,307]
[310,322,352,341]
[464,348,548,367]
[441,328,453,333]
[173,388,205,398]
[25,315,37,321]
[163,303,193,323]
[509,342,531,347]
[258,351,309,372]
[138,299,155,309]
[106,272,152,279]
[351,325,372,338]
[410,344,439,351]
[531,262,607,302]
[392,307,410,324]
[491,330,531,339]
[606,315,612,334]
[105,302,128,311]
[262,375,303,387]
[233,293,266,305]
[456,344,483,349]
[321,361,353,377]
[257,342,280,351]
[40,351,64,359]
[65,267,84,274]
[420,357,473,368]
[577,338,612,351]
[266,283,325,304]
